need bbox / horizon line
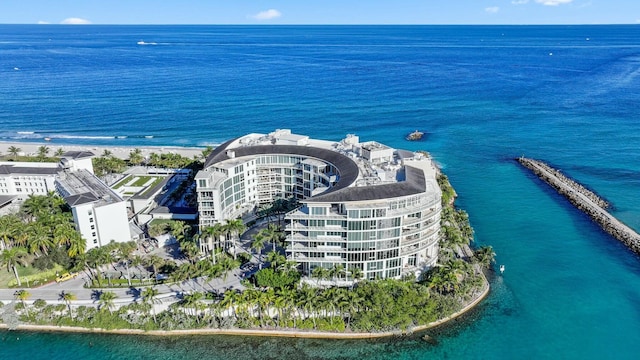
[1,23,639,26]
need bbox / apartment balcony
[400,240,436,256]
[403,216,423,226]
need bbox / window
[92,232,96,237]
[89,218,94,223]
[90,225,95,230]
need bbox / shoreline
[0,281,489,339]
[0,140,205,161]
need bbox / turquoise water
[1,25,640,359]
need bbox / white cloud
[60,17,92,25]
[37,21,50,25]
[485,6,500,13]
[511,0,529,4]
[535,0,573,6]
[251,9,282,20]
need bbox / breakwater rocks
[517,157,640,256]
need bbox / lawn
[112,175,131,189]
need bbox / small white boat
[499,265,505,274]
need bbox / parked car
[55,272,79,283]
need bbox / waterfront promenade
[517,157,640,256]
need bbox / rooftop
[61,151,95,160]
[57,169,123,206]
[0,162,60,176]
[203,130,440,204]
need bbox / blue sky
[1,0,639,25]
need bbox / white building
[196,130,442,280]
[0,162,59,198]
[56,169,131,250]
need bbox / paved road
[0,220,271,307]
[0,267,249,307]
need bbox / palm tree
[37,145,50,160]
[311,266,329,286]
[1,247,29,286]
[181,291,204,322]
[170,220,191,240]
[258,223,283,252]
[250,233,267,269]
[223,218,246,259]
[179,240,200,264]
[8,145,21,159]
[98,291,118,314]
[14,289,31,308]
[128,148,144,165]
[146,255,164,284]
[201,146,214,159]
[66,232,86,258]
[142,287,160,323]
[348,266,364,282]
[59,291,77,319]
[329,264,346,282]
[220,289,240,320]
[297,284,318,328]
[102,149,112,157]
[0,216,19,250]
[474,245,496,269]
[201,223,225,264]
[54,148,65,157]
[21,194,50,221]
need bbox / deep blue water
[2,25,640,359]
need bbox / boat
[500,265,505,274]
[44,137,51,141]
[406,130,424,141]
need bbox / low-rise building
[56,169,131,250]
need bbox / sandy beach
[0,141,205,161]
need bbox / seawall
[517,157,640,256]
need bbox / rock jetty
[517,157,640,256]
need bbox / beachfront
[0,141,204,161]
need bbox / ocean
[1,25,640,359]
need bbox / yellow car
[55,272,79,283]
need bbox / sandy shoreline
[0,280,489,339]
[0,141,205,161]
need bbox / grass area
[0,264,64,288]
[139,177,166,197]
[111,175,131,189]
[131,175,158,187]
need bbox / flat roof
[204,139,434,203]
[308,164,426,203]
[57,169,123,206]
[0,164,60,175]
